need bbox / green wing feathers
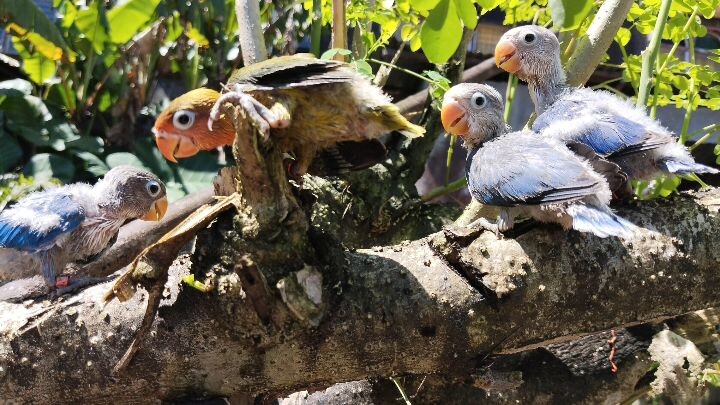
[371,105,425,138]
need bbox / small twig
[374,42,406,87]
[421,178,467,202]
[113,275,166,374]
[410,375,427,399]
[608,329,619,373]
[391,376,412,405]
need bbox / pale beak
[142,196,168,221]
[441,100,469,136]
[154,130,200,163]
[494,40,520,73]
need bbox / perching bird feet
[52,275,115,297]
[208,83,290,140]
[466,217,503,239]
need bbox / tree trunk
[1,188,719,402]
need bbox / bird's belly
[62,221,123,262]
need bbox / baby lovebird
[441,83,637,239]
[494,25,717,182]
[153,54,424,176]
[0,166,168,295]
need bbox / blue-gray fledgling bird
[441,83,637,238]
[494,25,718,181]
[0,166,168,294]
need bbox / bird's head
[440,83,506,148]
[495,25,561,84]
[153,88,236,162]
[95,166,169,222]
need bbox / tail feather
[660,159,719,175]
[373,105,425,138]
[568,204,638,239]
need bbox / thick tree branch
[564,0,634,86]
[2,189,720,402]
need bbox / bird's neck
[527,62,568,114]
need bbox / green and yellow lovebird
[153,54,425,176]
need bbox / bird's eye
[146,180,161,197]
[524,32,536,43]
[172,110,196,130]
[470,92,486,108]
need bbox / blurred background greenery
[0,0,718,205]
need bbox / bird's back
[229,55,356,91]
[467,132,609,207]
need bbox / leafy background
[0,0,719,205]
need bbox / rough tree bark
[1,187,720,402]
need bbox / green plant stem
[636,0,672,108]
[368,58,435,84]
[390,377,412,405]
[445,135,456,185]
[658,6,699,73]
[679,36,696,144]
[421,177,467,202]
[687,122,720,140]
[504,74,518,123]
[616,43,638,93]
[689,130,719,151]
[310,0,322,57]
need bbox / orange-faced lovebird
[495,25,717,181]
[153,54,424,177]
[0,166,168,295]
[441,83,637,238]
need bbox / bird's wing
[467,134,603,207]
[0,193,85,252]
[533,90,668,156]
[229,55,356,90]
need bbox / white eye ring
[470,92,486,108]
[146,180,161,197]
[173,110,196,130]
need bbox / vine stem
[421,178,467,202]
[636,0,673,108]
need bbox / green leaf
[454,0,477,29]
[75,0,109,54]
[476,0,501,14]
[11,37,57,84]
[23,153,75,183]
[420,0,462,64]
[615,27,631,47]
[106,152,149,169]
[548,0,594,30]
[75,151,110,177]
[0,131,23,173]
[0,0,75,62]
[411,0,441,11]
[351,59,374,78]
[320,48,352,60]
[107,0,161,44]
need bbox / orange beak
[494,40,521,73]
[154,130,200,163]
[441,100,469,136]
[142,196,168,221]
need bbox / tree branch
[2,189,720,402]
[564,0,635,86]
[235,0,268,64]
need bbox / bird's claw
[466,217,503,239]
[208,85,285,142]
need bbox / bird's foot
[53,275,115,297]
[467,217,503,239]
[207,84,288,141]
